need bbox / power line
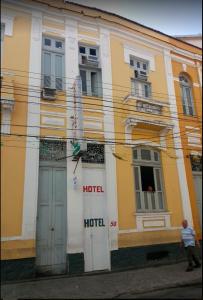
[1,89,202,126]
[2,80,202,116]
[2,67,202,102]
[1,131,201,152]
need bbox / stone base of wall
[1,242,201,282]
[111,241,202,271]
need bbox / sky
[68,0,202,36]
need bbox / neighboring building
[171,51,202,239]
[174,34,202,48]
[1,0,202,280]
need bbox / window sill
[82,94,103,100]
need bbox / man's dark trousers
[185,245,200,268]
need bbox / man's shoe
[194,264,201,268]
[186,267,194,272]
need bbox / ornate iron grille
[82,143,105,164]
[39,140,66,161]
[190,155,202,172]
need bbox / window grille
[39,140,66,161]
[82,143,105,164]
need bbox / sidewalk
[1,261,202,299]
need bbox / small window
[82,143,105,164]
[154,151,159,161]
[141,149,151,160]
[130,59,134,66]
[45,38,51,46]
[137,61,140,68]
[55,41,62,49]
[89,48,96,56]
[143,63,147,70]
[79,46,86,54]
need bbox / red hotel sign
[83,186,104,193]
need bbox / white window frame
[42,36,65,90]
[131,78,151,98]
[179,74,195,116]
[133,147,166,212]
[80,68,102,97]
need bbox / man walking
[181,219,201,272]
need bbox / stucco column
[163,49,193,226]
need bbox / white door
[193,172,202,225]
[36,165,67,275]
[83,167,110,272]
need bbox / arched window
[179,74,195,116]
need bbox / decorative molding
[78,34,100,44]
[22,11,42,240]
[42,26,65,37]
[171,54,195,66]
[1,236,23,241]
[124,45,155,71]
[84,121,103,130]
[41,116,65,126]
[40,110,66,117]
[100,27,118,251]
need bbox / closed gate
[36,141,67,275]
[83,167,110,272]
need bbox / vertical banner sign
[71,76,87,155]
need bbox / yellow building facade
[1,0,202,280]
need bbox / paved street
[1,262,202,299]
[118,284,202,299]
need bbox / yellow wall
[1,12,32,237]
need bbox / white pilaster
[22,11,42,239]
[100,27,118,250]
[65,19,84,253]
[164,49,193,226]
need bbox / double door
[36,164,67,275]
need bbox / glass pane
[55,41,62,49]
[44,75,51,87]
[79,46,86,53]
[90,48,96,56]
[190,155,202,171]
[186,87,192,105]
[130,59,134,66]
[133,149,138,160]
[188,106,194,116]
[44,38,51,46]
[158,192,164,209]
[1,23,5,42]
[151,193,156,209]
[136,192,141,210]
[44,52,51,75]
[80,70,87,93]
[56,78,62,90]
[55,55,62,77]
[91,72,98,95]
[144,84,149,98]
[143,63,147,70]
[144,192,148,209]
[137,61,140,68]
[141,149,151,160]
[155,169,162,191]
[134,167,140,190]
[154,151,159,161]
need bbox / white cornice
[2,0,202,61]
